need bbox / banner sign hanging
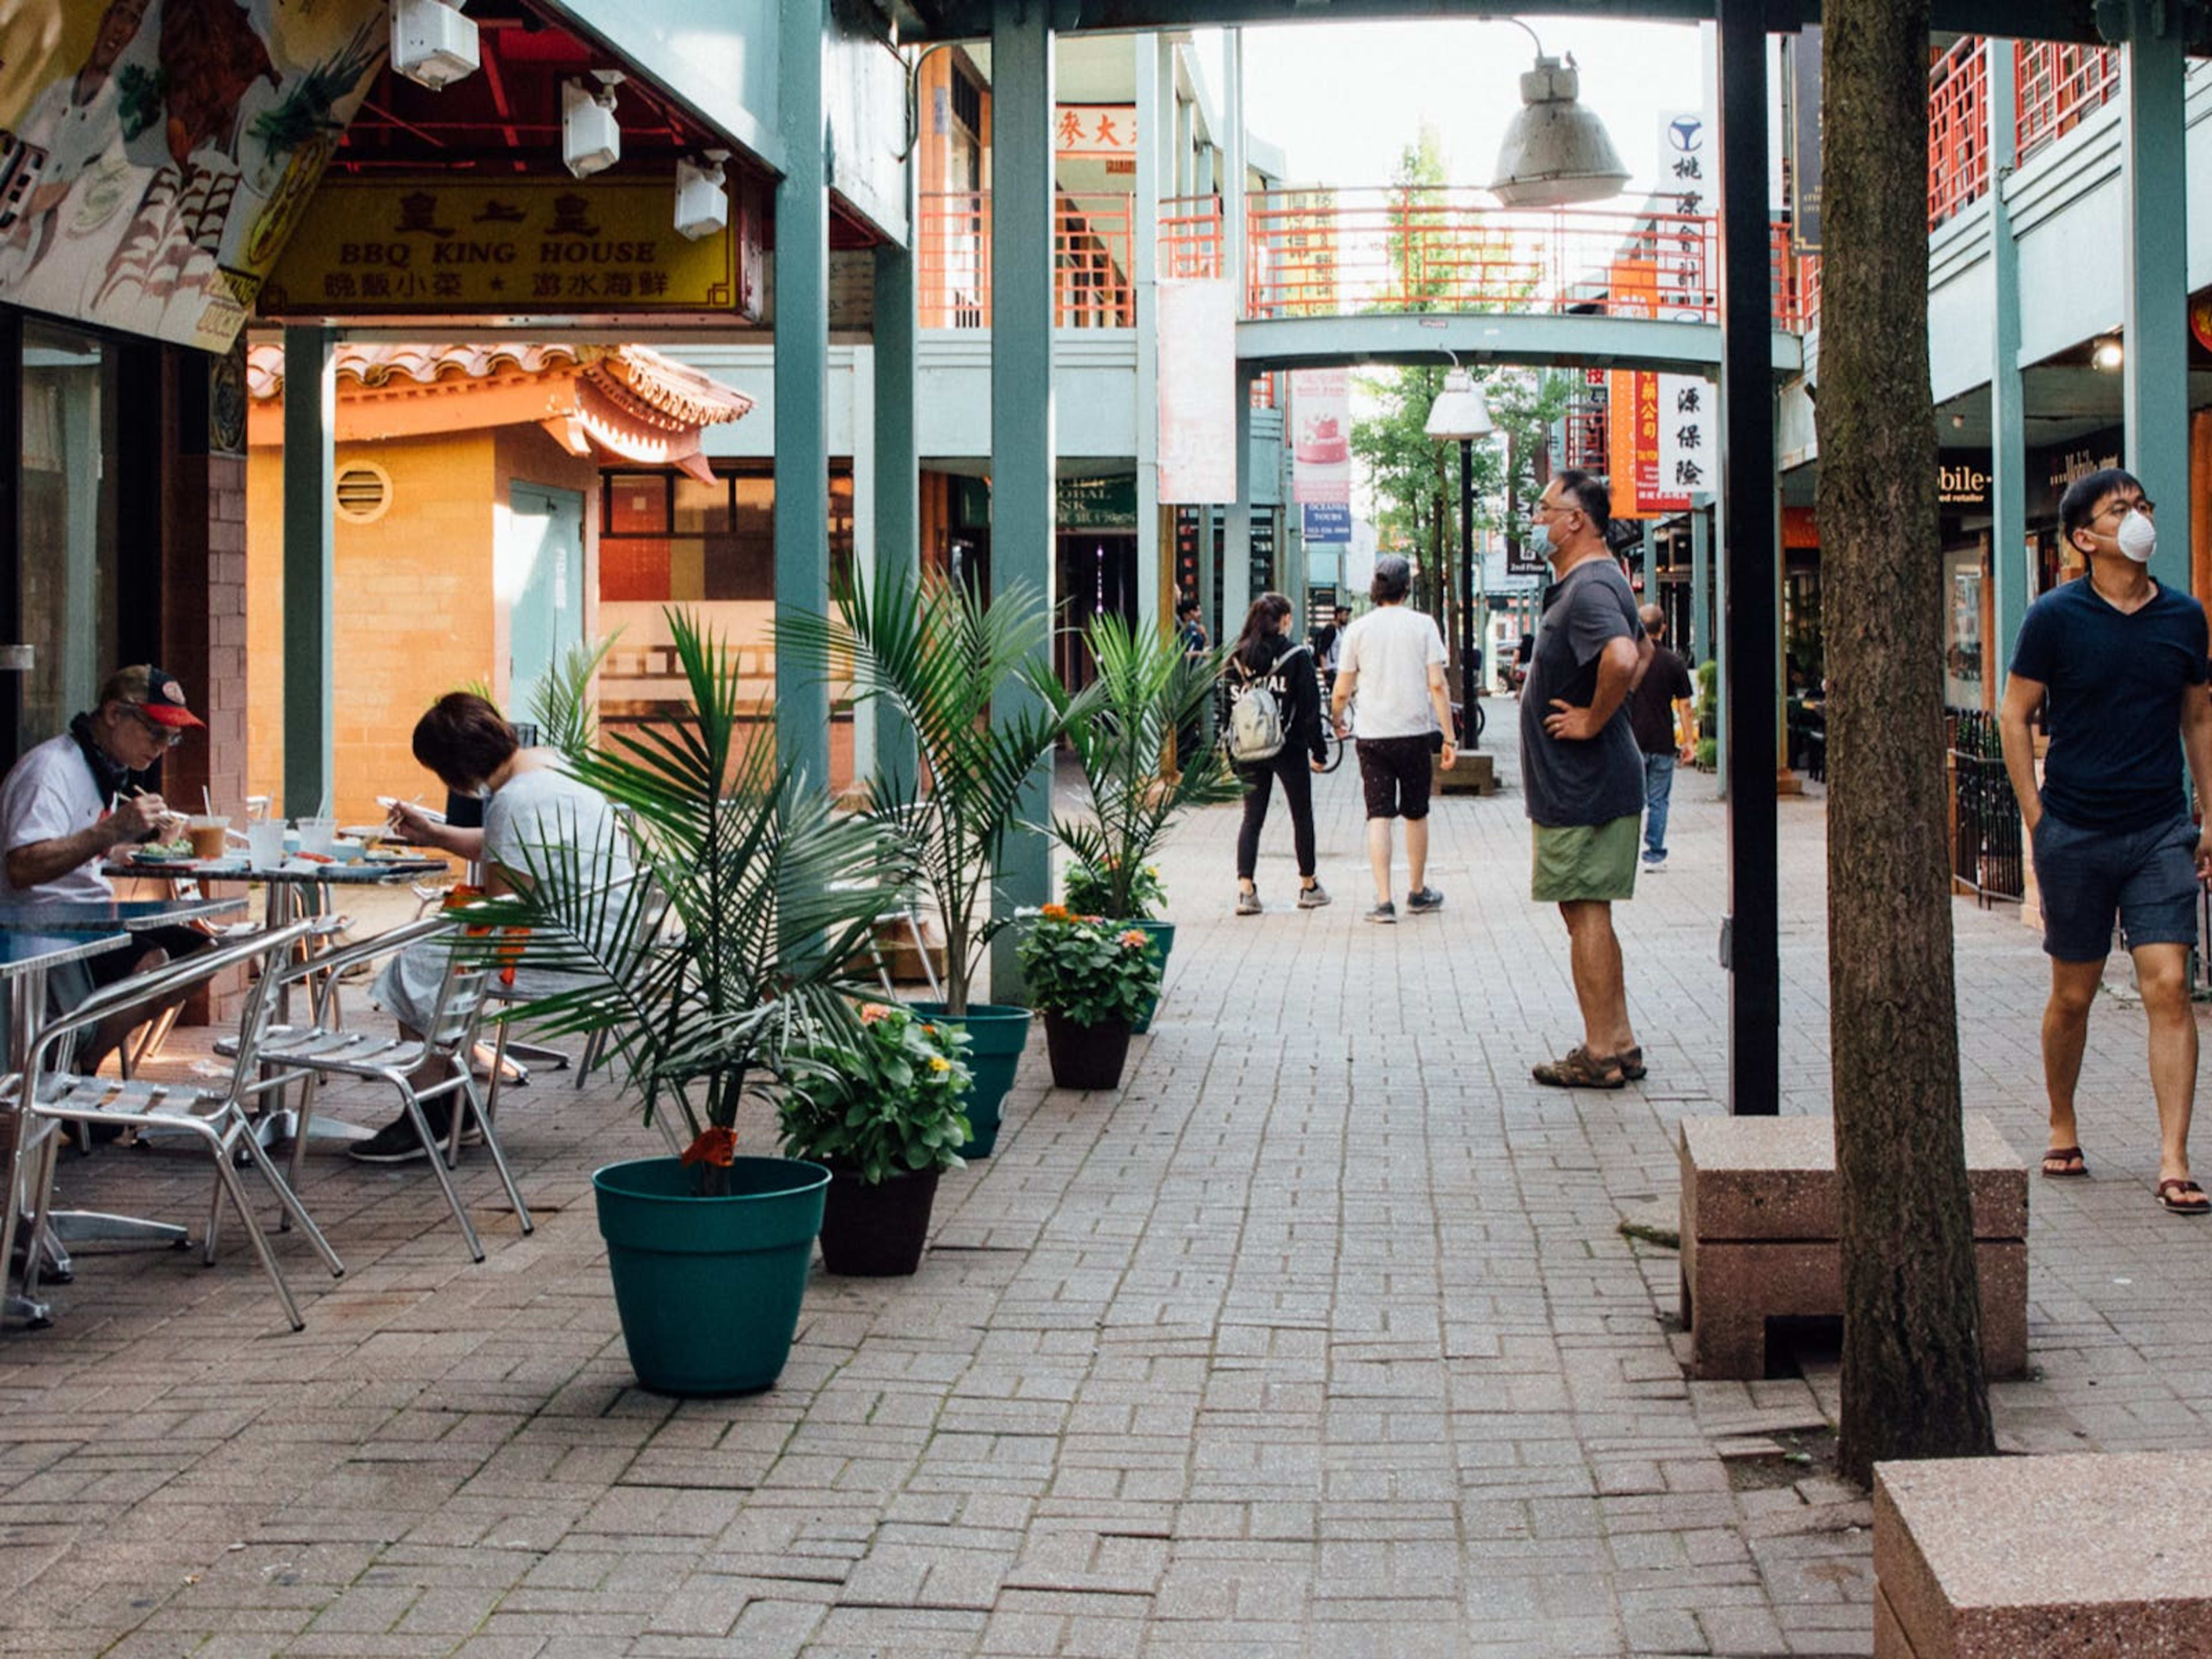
[1157,279,1237,504]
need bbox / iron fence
[1946,707,2022,904]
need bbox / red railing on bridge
[916,191,1137,329]
[925,190,1811,334]
[1928,36,1990,230]
[2015,40,2120,164]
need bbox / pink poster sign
[1290,368,1351,505]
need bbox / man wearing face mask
[1521,471,1652,1089]
[1998,467,2212,1216]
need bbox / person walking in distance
[1173,594,1210,776]
[1227,593,1330,915]
[1329,554,1456,923]
[1628,604,1698,872]
[1521,472,1650,1089]
[1997,467,2212,1214]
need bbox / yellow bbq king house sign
[260,179,757,323]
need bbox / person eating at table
[355,692,632,1164]
[0,665,213,1070]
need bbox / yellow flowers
[928,1055,952,1073]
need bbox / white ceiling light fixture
[1424,361,1496,442]
[563,71,624,179]
[1490,20,1630,209]
[391,0,479,91]
[675,150,730,241]
[2091,335,2124,372]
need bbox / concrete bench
[1678,1113,2027,1381]
[1432,750,1496,795]
[1876,1454,2212,1656]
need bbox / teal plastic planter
[1126,919,1175,1033]
[593,1155,830,1396]
[914,1002,1030,1157]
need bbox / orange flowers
[859,1002,894,1025]
[680,1126,737,1167]
[1119,929,1148,949]
[1039,903,1072,922]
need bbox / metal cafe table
[0,896,249,1323]
[102,854,451,1145]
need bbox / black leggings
[1236,750,1317,882]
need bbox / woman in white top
[359,694,633,1163]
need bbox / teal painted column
[2120,0,2190,593]
[1988,40,2030,662]
[987,0,1055,1001]
[774,0,831,787]
[1134,32,1168,632]
[281,325,334,817]
[1690,503,1712,666]
[1225,374,1252,630]
[873,239,919,787]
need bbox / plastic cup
[296,817,338,859]
[245,820,286,869]
[185,816,230,860]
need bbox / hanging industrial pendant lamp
[1490,22,1630,209]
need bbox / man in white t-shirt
[1330,555,1457,923]
[0,664,208,1070]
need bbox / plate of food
[129,840,198,864]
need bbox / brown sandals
[2157,1178,2210,1216]
[2040,1146,2088,1179]
[1531,1046,1626,1090]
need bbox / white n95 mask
[2117,508,2157,565]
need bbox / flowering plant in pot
[781,570,1096,1156]
[779,1002,972,1277]
[464,609,905,1395]
[1014,906,1160,1092]
[1040,615,1237,1031]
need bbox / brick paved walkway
[2,709,2207,1657]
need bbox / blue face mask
[1529,518,1555,555]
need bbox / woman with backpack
[1226,592,1330,915]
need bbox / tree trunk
[1816,0,1995,1484]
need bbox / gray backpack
[1225,643,1308,766]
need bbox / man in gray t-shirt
[1519,472,1650,1091]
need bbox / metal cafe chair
[251,915,532,1263]
[1,921,345,1332]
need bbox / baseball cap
[101,665,205,729]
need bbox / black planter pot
[816,1164,941,1277]
[1041,1011,1133,1091]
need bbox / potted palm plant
[1043,615,1238,1032]
[782,570,1087,1157]
[780,1001,971,1277]
[470,610,906,1397]
[1016,906,1161,1092]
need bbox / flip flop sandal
[1532,1045,1626,1090]
[2157,1178,2210,1215]
[2040,1145,2088,1179]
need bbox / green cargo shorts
[1531,815,1642,904]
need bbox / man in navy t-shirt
[1998,467,2212,1215]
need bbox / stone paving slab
[0,710,2206,1655]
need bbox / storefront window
[18,322,120,756]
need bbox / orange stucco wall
[247,423,600,826]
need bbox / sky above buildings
[1221,18,1711,196]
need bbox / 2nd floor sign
[260,179,758,321]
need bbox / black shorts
[85,924,213,990]
[1356,734,1434,821]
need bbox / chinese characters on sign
[1054,105,1137,159]
[1656,374,1713,499]
[1655,108,1714,321]
[260,180,751,317]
